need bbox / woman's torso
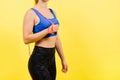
[31,7,59,48]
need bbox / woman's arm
[23,9,57,44]
[55,34,68,73]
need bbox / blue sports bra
[31,8,60,38]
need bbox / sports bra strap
[31,8,56,18]
[31,8,41,19]
[31,8,57,24]
[49,8,56,18]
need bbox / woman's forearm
[55,34,66,61]
[23,28,49,44]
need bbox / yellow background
[0,0,120,80]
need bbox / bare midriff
[35,36,57,48]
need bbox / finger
[65,65,68,72]
[48,25,54,34]
[53,26,58,32]
[62,68,66,73]
[62,68,67,73]
[62,65,67,73]
[66,65,68,72]
[54,26,58,31]
[64,65,67,72]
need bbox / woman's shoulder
[24,8,35,20]
[25,8,37,15]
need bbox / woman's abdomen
[35,36,57,48]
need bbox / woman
[23,0,68,80]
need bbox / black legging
[28,46,56,80]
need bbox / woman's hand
[48,24,59,34]
[61,60,68,73]
[52,24,59,32]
